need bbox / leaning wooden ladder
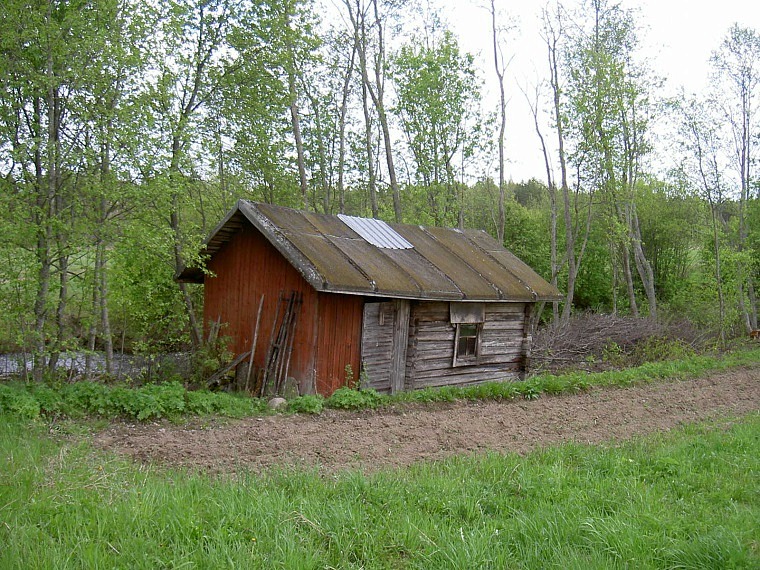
[259,291,302,397]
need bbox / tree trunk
[85,248,99,379]
[288,67,309,210]
[32,95,53,381]
[545,17,582,324]
[490,0,506,244]
[621,239,639,317]
[337,41,356,215]
[368,0,401,222]
[629,205,657,318]
[709,202,726,345]
[610,241,619,314]
[49,242,68,374]
[169,132,202,349]
[98,243,114,374]
[529,80,558,323]
[360,72,379,218]
[170,192,202,349]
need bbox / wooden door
[360,300,409,393]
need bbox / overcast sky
[438,0,760,181]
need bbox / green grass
[0,413,758,569]
[1,347,759,422]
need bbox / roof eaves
[463,229,564,302]
[175,207,248,283]
[237,200,328,292]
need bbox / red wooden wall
[314,292,363,395]
[203,225,361,396]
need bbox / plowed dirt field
[94,366,760,474]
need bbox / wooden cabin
[177,200,562,396]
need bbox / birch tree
[711,24,760,331]
[563,0,657,317]
[391,31,483,227]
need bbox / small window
[457,324,479,357]
[454,323,481,365]
[450,303,485,366]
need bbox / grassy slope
[0,412,758,569]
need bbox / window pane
[457,324,479,358]
[460,324,478,337]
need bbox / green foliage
[1,412,758,568]
[0,381,264,421]
[0,0,756,372]
[325,387,385,410]
[185,389,267,418]
[287,394,324,415]
[391,30,486,226]
[2,348,756,422]
[109,221,192,352]
[636,180,703,302]
[628,336,696,365]
[189,334,234,386]
[0,384,40,419]
[502,198,551,275]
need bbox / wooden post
[390,299,410,394]
[244,295,265,393]
[521,304,533,379]
[281,292,301,394]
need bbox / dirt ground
[93,365,760,475]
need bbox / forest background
[0,0,758,381]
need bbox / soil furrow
[93,366,760,474]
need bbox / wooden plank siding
[390,300,411,393]
[360,300,409,394]
[314,292,363,395]
[405,301,528,389]
[203,225,360,395]
[360,302,395,393]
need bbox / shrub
[143,382,187,417]
[629,336,696,366]
[26,384,66,417]
[537,375,568,395]
[287,395,324,415]
[189,334,233,386]
[185,390,265,418]
[326,387,385,410]
[0,384,40,419]
[61,381,112,416]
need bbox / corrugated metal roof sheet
[337,214,414,249]
[177,200,563,302]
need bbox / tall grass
[1,413,758,568]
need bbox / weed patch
[326,387,384,410]
[287,394,324,414]
[1,347,758,422]
[0,381,265,421]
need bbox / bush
[0,380,268,421]
[26,384,66,416]
[0,384,40,419]
[185,389,266,418]
[287,394,324,415]
[189,334,234,386]
[326,387,385,410]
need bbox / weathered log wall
[405,301,529,389]
[360,300,409,393]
